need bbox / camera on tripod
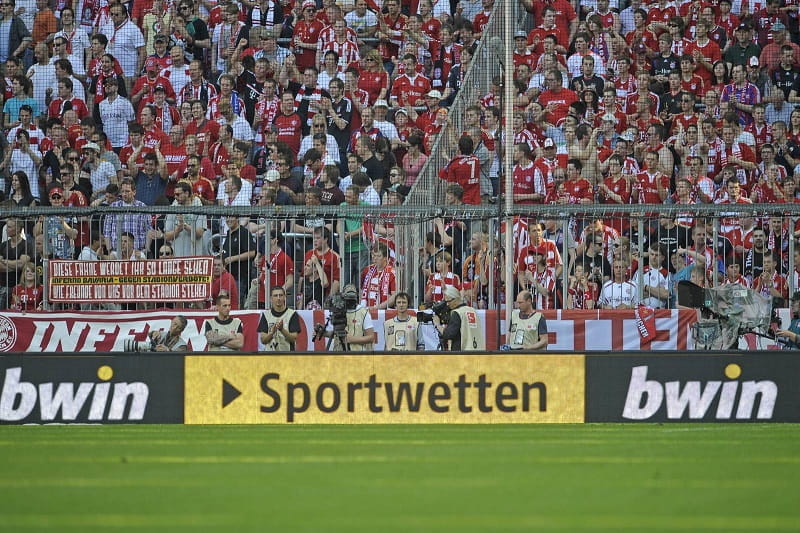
[313,286,360,344]
[417,300,450,325]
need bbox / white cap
[265,169,280,182]
[443,286,461,301]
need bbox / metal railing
[3,203,799,314]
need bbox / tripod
[315,314,351,352]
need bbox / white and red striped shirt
[426,271,461,301]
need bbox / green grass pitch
[0,424,798,532]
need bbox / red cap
[50,187,64,197]
[145,57,158,71]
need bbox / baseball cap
[426,89,443,99]
[394,107,409,116]
[514,30,527,39]
[443,286,461,301]
[145,57,158,71]
[737,23,751,31]
[543,138,555,148]
[82,142,101,152]
[619,131,635,142]
[302,0,316,9]
[264,169,280,182]
[373,99,389,108]
[748,56,760,67]
[633,42,647,54]
[602,113,618,123]
[49,187,64,198]
[154,84,166,92]
[772,22,786,31]
[154,34,168,43]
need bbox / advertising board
[585,354,800,422]
[0,355,184,424]
[184,354,585,424]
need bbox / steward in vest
[258,286,301,351]
[438,285,485,351]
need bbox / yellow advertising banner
[184,354,585,424]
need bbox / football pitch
[0,424,798,532]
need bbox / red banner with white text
[47,258,213,303]
[0,309,705,353]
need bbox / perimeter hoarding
[585,354,800,423]
[0,355,184,424]
[184,354,585,424]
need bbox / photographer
[384,292,422,351]
[437,286,485,351]
[504,291,548,351]
[316,284,375,351]
[149,316,190,352]
[258,286,301,351]
[775,292,800,349]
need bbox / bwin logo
[0,366,149,422]
[622,364,777,420]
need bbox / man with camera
[504,291,548,351]
[437,286,486,351]
[775,292,800,349]
[384,292,422,351]
[125,316,189,352]
[204,294,245,351]
[258,286,301,352]
[315,284,374,351]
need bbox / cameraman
[320,284,375,351]
[437,286,486,351]
[775,292,800,349]
[149,316,190,352]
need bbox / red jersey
[634,170,670,204]
[685,39,721,84]
[189,176,217,203]
[119,143,152,172]
[257,248,295,303]
[132,75,176,104]
[518,240,563,272]
[511,162,544,204]
[47,97,90,119]
[185,119,220,155]
[390,73,432,107]
[293,19,325,69]
[274,112,303,160]
[563,178,594,204]
[537,88,578,125]
[304,248,341,300]
[439,153,481,204]
[142,126,169,149]
[12,285,43,311]
[357,70,389,105]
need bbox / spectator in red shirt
[439,135,481,205]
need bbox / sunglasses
[159,250,172,255]
[50,194,63,200]
[68,157,80,161]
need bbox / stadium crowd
[1,0,800,317]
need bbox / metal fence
[3,203,799,313]
[405,0,525,207]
